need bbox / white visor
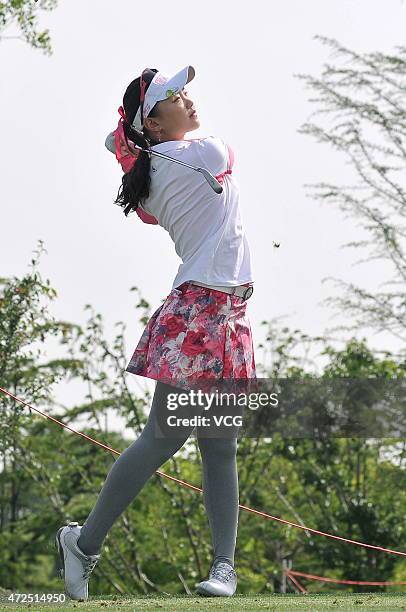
[134,65,195,128]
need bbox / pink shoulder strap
[226,143,234,171]
[214,141,234,185]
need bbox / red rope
[286,569,406,587]
[286,571,307,594]
[1,385,406,558]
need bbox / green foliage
[0,243,405,596]
[295,36,406,346]
[2,34,406,595]
[0,0,57,55]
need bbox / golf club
[131,144,223,194]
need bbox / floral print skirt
[125,281,256,392]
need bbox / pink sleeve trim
[214,170,232,185]
[215,142,234,184]
[226,143,235,171]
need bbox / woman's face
[144,88,200,141]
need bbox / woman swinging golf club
[55,65,256,601]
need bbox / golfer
[55,65,256,601]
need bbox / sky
[1,0,405,434]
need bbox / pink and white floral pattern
[125,282,256,391]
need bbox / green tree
[237,326,406,594]
[1,246,405,596]
[0,0,57,55]
[0,240,85,588]
[296,36,406,351]
[0,245,216,594]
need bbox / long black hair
[114,69,161,217]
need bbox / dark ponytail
[113,70,161,217]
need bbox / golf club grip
[198,168,223,194]
[207,176,223,194]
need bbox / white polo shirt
[137,136,254,291]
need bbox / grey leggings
[77,381,239,567]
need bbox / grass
[2,593,406,611]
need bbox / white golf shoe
[195,560,237,596]
[55,521,100,601]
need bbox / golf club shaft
[131,144,223,194]
[133,144,197,171]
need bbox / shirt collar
[150,140,190,154]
